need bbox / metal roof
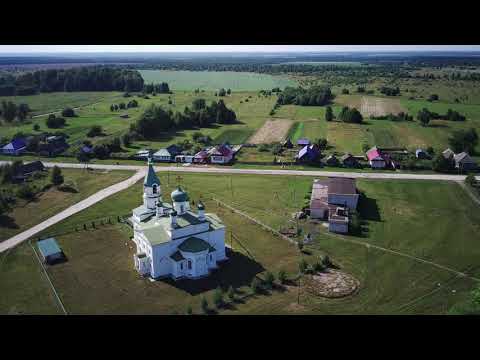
[37,238,62,257]
[178,237,211,253]
[144,160,160,187]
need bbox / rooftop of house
[328,177,357,195]
[454,152,476,164]
[297,138,310,145]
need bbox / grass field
[1,86,480,165]
[0,168,133,241]
[0,92,121,116]
[1,172,479,314]
[0,91,278,151]
[139,70,297,91]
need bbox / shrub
[200,297,209,314]
[313,261,325,272]
[51,165,64,186]
[17,184,36,200]
[299,259,308,274]
[297,240,304,252]
[122,133,131,147]
[321,255,332,268]
[213,287,224,309]
[87,125,103,138]
[46,114,66,128]
[33,124,40,131]
[278,269,287,284]
[62,107,75,117]
[264,271,275,290]
[465,173,476,187]
[186,305,193,315]
[342,88,349,94]
[227,286,235,301]
[251,277,261,294]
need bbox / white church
[131,157,227,280]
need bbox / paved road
[0,169,146,253]
[1,160,478,182]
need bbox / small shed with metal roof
[37,237,65,264]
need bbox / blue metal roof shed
[37,238,63,263]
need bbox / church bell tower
[143,156,161,210]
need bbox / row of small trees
[109,100,138,111]
[0,101,31,122]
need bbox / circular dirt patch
[305,270,359,298]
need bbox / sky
[0,45,480,54]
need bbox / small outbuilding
[297,138,310,147]
[340,153,359,168]
[325,154,339,167]
[415,149,430,159]
[37,237,65,265]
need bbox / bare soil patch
[304,269,359,298]
[336,95,406,117]
[248,119,292,144]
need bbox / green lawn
[1,172,479,314]
[139,70,297,91]
[0,168,133,241]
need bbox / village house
[153,145,181,162]
[415,149,430,159]
[131,157,227,280]
[37,237,65,265]
[208,144,234,164]
[366,146,394,169]
[38,136,69,157]
[453,152,477,171]
[1,138,27,156]
[175,154,194,163]
[442,148,477,171]
[13,160,45,182]
[325,154,339,167]
[442,148,455,159]
[340,153,360,168]
[296,144,320,163]
[193,150,209,164]
[309,177,359,234]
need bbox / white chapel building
[131,157,227,280]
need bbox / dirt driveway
[247,119,292,144]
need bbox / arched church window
[188,260,192,270]
[152,185,157,194]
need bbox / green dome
[171,187,189,202]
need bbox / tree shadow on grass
[158,248,265,296]
[0,215,19,229]
[357,192,381,222]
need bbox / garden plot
[247,119,292,144]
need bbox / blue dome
[171,187,189,202]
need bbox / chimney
[170,210,177,227]
[197,201,205,220]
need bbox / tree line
[0,66,144,96]
[417,108,466,126]
[276,86,334,106]
[130,99,237,140]
[143,82,171,94]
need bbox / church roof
[144,159,160,187]
[178,236,211,253]
[171,186,189,202]
[142,223,170,245]
[176,212,202,227]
